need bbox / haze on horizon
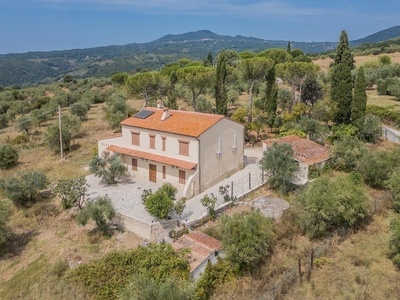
[1,0,399,54]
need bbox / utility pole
[58,106,63,159]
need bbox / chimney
[157,100,164,109]
[161,108,170,121]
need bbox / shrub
[331,136,366,172]
[357,150,397,189]
[0,171,48,207]
[142,183,177,219]
[386,167,400,212]
[76,196,116,235]
[195,260,235,300]
[0,201,10,250]
[0,144,18,169]
[297,173,369,238]
[261,142,299,194]
[119,274,196,300]
[201,194,218,220]
[68,243,190,300]
[359,114,382,143]
[220,211,275,273]
[389,213,400,268]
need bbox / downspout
[196,136,201,194]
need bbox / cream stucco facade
[97,108,244,198]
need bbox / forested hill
[1,27,400,87]
[351,25,400,46]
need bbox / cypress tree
[215,50,228,115]
[264,67,278,116]
[204,51,213,67]
[331,30,354,124]
[334,31,354,70]
[287,41,291,54]
[351,66,367,125]
[332,63,353,124]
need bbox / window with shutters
[178,140,189,156]
[161,136,166,151]
[162,165,166,179]
[149,134,155,149]
[131,131,140,146]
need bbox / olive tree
[0,144,18,169]
[89,152,127,185]
[261,143,299,194]
[76,196,116,235]
[53,176,89,209]
[0,171,48,207]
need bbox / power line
[0,107,59,134]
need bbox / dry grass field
[313,52,400,73]
[284,215,400,300]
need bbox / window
[131,158,137,171]
[162,165,166,179]
[179,170,186,184]
[178,140,189,156]
[149,134,155,149]
[131,131,140,146]
[161,136,166,151]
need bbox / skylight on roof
[133,110,154,119]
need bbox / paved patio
[85,147,265,226]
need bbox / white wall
[120,125,199,162]
[198,118,244,191]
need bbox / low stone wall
[117,213,178,242]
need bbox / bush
[0,144,18,169]
[119,274,195,300]
[0,201,10,250]
[142,183,177,219]
[195,260,235,300]
[386,167,400,212]
[331,136,366,172]
[367,105,400,128]
[68,243,190,300]
[220,211,275,273]
[359,114,382,143]
[297,173,369,238]
[389,213,400,267]
[0,171,48,207]
[261,142,299,193]
[357,150,398,189]
[76,196,116,235]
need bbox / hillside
[351,25,400,46]
[1,27,399,87]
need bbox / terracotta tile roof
[96,134,122,141]
[120,107,225,137]
[263,135,330,165]
[107,145,197,170]
[172,232,222,273]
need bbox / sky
[0,0,399,54]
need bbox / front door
[149,164,157,183]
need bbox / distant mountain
[0,27,399,87]
[351,26,400,46]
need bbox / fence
[262,228,350,300]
